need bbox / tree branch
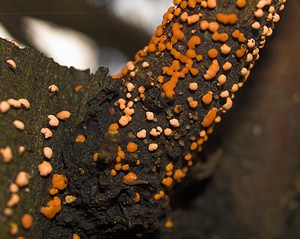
[0,0,288,238]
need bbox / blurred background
[0,0,170,73]
[1,1,300,238]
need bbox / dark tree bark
[0,39,91,238]
[1,0,297,239]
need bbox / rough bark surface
[0,39,91,238]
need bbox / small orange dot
[208,48,219,58]
[123,172,138,182]
[162,177,173,187]
[164,218,174,229]
[115,163,122,171]
[108,123,119,132]
[122,164,130,171]
[184,153,192,161]
[75,135,86,143]
[48,187,58,195]
[166,162,174,172]
[117,149,126,159]
[93,152,99,162]
[134,192,141,202]
[202,91,213,105]
[73,233,81,239]
[190,142,198,150]
[74,85,84,92]
[236,0,246,8]
[111,169,117,176]
[127,142,138,153]
[174,169,184,180]
[154,193,161,200]
[52,174,68,190]
[189,100,198,109]
[21,213,33,230]
[202,107,218,127]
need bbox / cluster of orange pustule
[2,0,283,237]
[108,0,287,225]
[39,110,71,220]
[0,91,33,237]
[0,40,86,238]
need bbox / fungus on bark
[0,0,288,238]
